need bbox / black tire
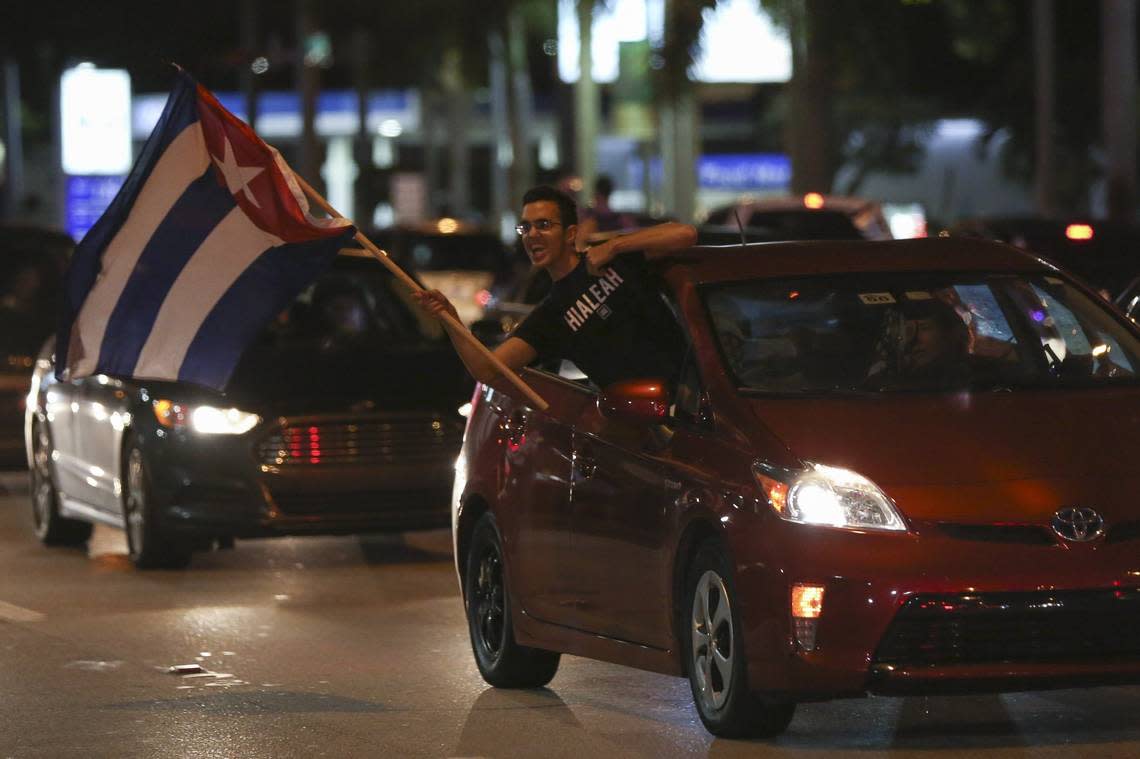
[684,538,795,739]
[465,513,560,687]
[29,418,92,547]
[123,443,192,570]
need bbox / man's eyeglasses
[515,219,562,236]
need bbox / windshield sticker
[1045,277,1064,285]
[904,291,933,300]
[858,292,896,305]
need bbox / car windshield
[260,257,444,347]
[704,271,1140,394]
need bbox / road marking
[0,600,45,623]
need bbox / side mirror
[597,378,670,425]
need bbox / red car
[450,238,1140,738]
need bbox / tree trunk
[1033,0,1056,217]
[488,31,510,229]
[575,0,599,202]
[508,7,535,208]
[295,0,321,189]
[1102,0,1137,221]
[786,0,833,195]
[443,47,472,218]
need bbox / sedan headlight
[753,461,906,531]
[153,399,260,435]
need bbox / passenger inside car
[896,299,971,382]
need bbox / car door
[40,367,90,503]
[562,402,676,649]
[74,374,130,514]
[489,370,594,628]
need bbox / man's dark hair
[522,185,578,227]
[594,174,614,199]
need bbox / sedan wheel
[123,444,191,570]
[685,538,795,738]
[691,569,735,713]
[29,419,91,546]
[464,513,560,687]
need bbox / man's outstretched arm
[412,289,538,390]
[582,222,698,274]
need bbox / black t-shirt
[511,253,684,389]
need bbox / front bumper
[141,411,462,537]
[728,516,1140,700]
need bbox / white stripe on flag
[131,207,284,380]
[71,123,210,377]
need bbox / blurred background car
[951,216,1140,301]
[25,249,473,569]
[370,220,512,326]
[1,225,73,468]
[703,194,895,241]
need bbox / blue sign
[66,175,125,243]
[698,154,790,191]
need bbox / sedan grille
[269,488,451,521]
[874,589,1140,667]
[257,414,464,467]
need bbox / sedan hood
[220,340,471,416]
[748,389,1140,523]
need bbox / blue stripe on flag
[58,73,201,374]
[177,236,349,389]
[95,168,236,376]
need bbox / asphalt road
[1,470,1139,758]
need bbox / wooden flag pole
[295,176,549,411]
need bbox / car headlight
[753,461,906,531]
[153,399,260,435]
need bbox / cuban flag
[56,70,356,390]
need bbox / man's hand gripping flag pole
[293,175,549,412]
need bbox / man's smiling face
[519,200,575,271]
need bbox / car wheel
[29,418,92,546]
[123,444,192,570]
[465,513,560,687]
[685,538,795,738]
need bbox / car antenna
[732,209,750,247]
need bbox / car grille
[933,521,1140,545]
[932,523,1055,545]
[269,488,451,521]
[256,414,464,467]
[874,589,1140,666]
[1107,520,1140,544]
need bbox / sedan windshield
[704,272,1140,394]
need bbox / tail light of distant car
[1065,223,1095,241]
[752,462,907,532]
[152,399,260,435]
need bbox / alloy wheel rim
[691,569,735,712]
[474,545,505,659]
[125,449,145,554]
[31,423,52,531]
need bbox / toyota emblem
[1051,507,1105,543]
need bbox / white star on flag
[211,136,265,208]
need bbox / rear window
[262,257,443,347]
[704,271,1140,395]
[402,234,508,273]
